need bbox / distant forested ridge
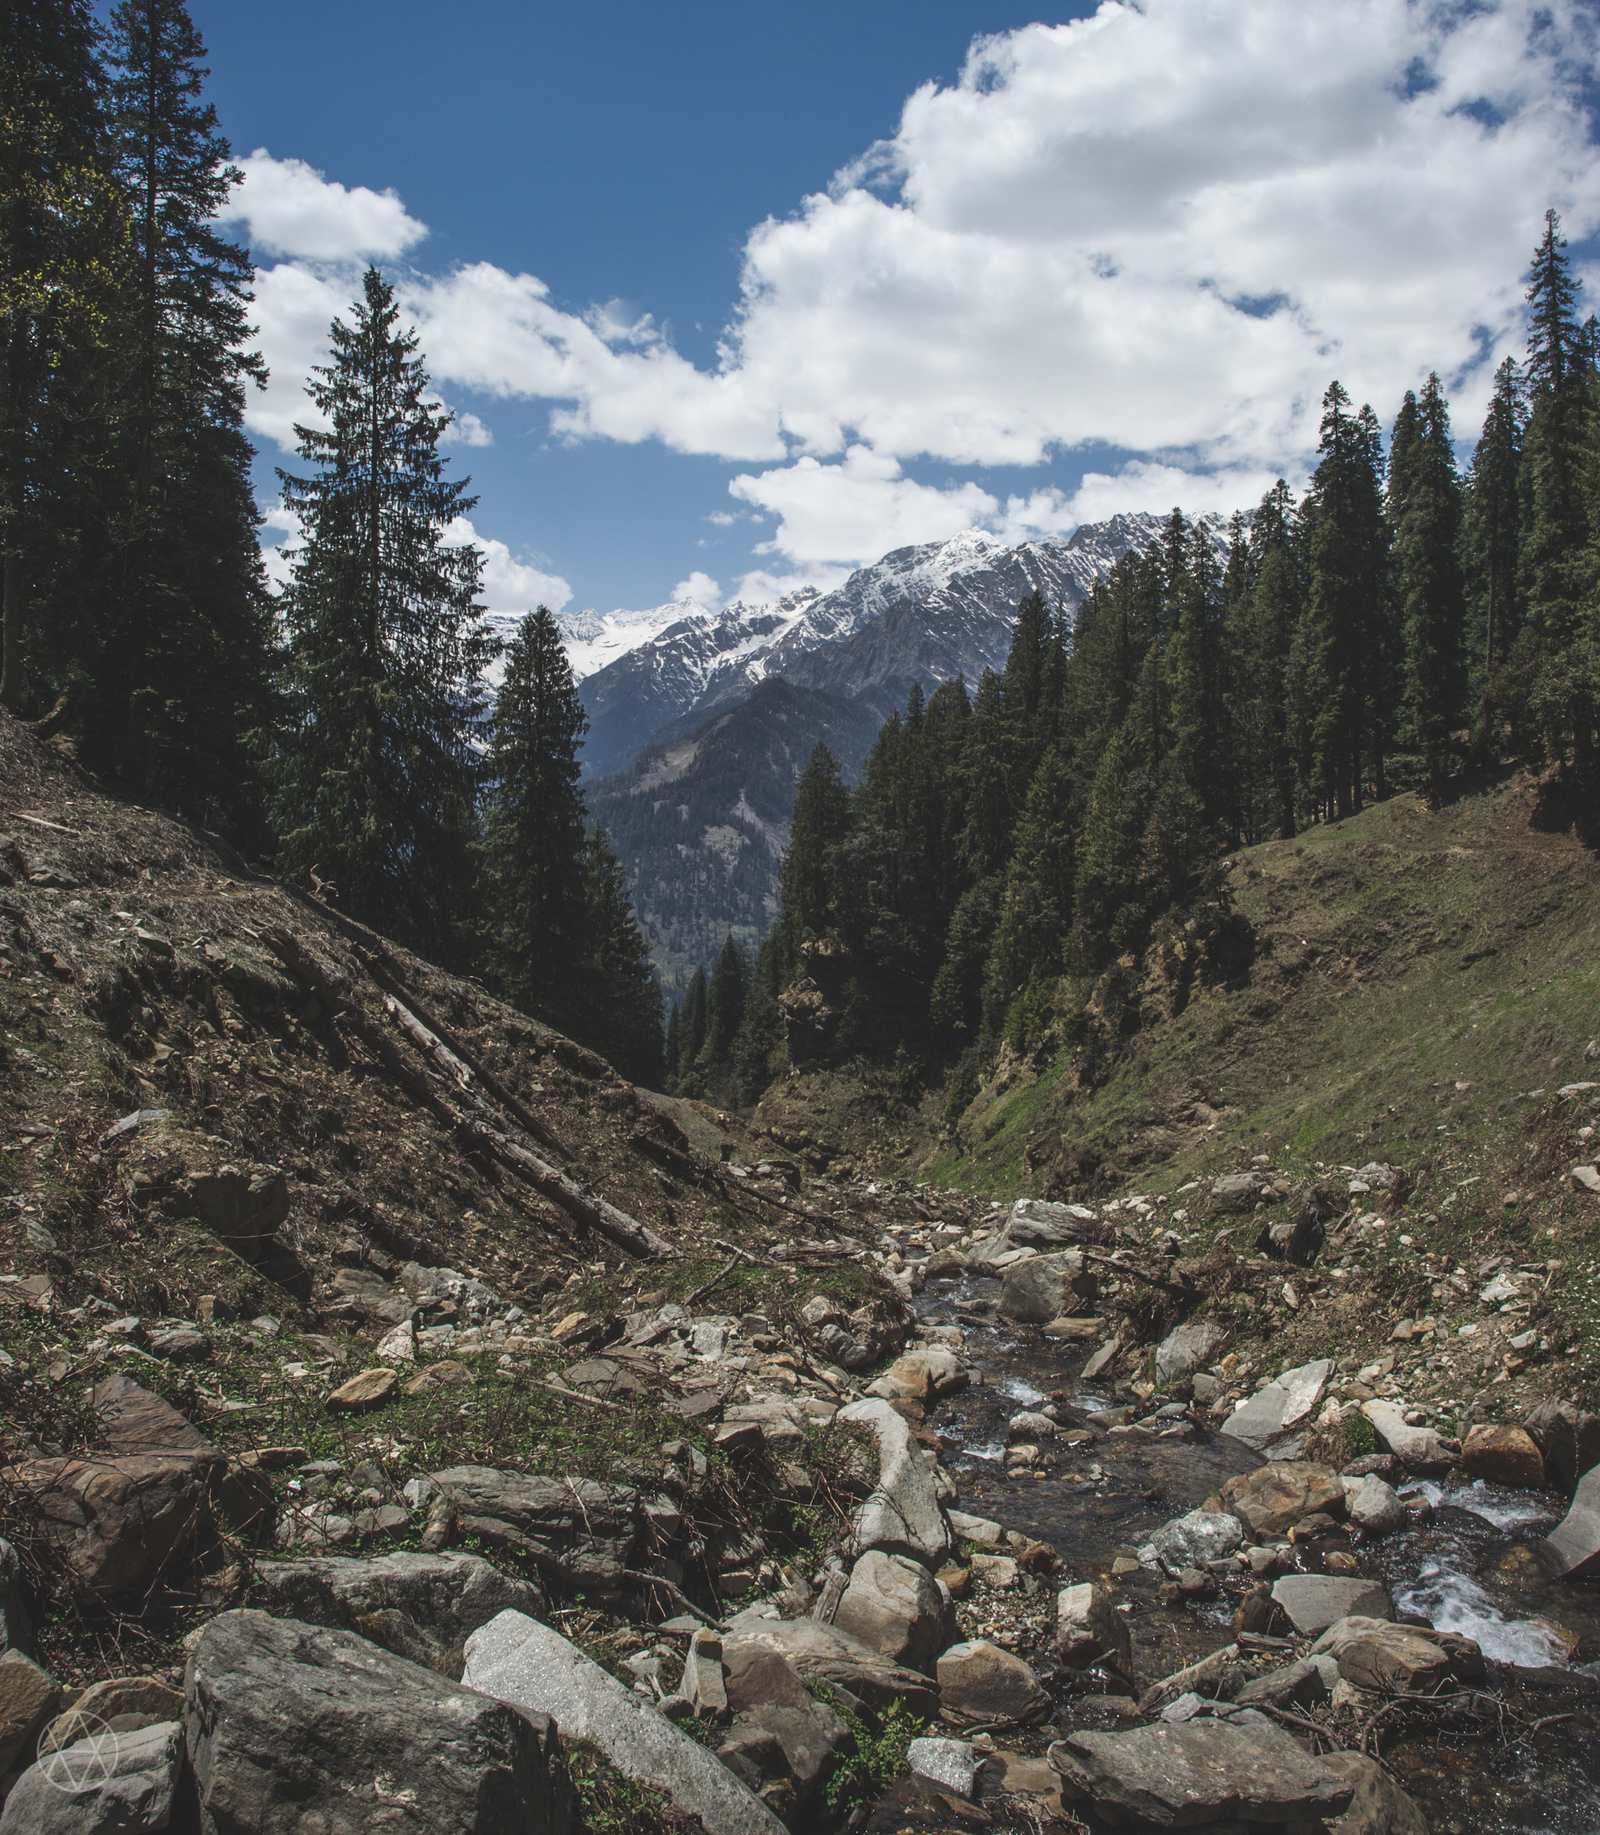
[678,216,1600,1122]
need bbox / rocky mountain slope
[587,678,883,1000]
[576,516,1200,779]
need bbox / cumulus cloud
[670,570,723,611]
[444,517,572,615]
[223,151,428,260]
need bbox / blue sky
[185,0,1600,624]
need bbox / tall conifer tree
[1463,357,1523,693]
[276,266,493,966]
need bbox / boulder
[1461,1424,1545,1488]
[1149,1508,1243,1569]
[868,1347,970,1402]
[1523,1399,1600,1494]
[1270,1576,1392,1637]
[0,1718,182,1835]
[188,1611,569,1833]
[429,1467,639,1584]
[1007,1197,1101,1245]
[999,1253,1097,1325]
[326,1367,398,1410]
[936,1640,1050,1726]
[1049,1716,1355,1825]
[1219,1462,1345,1540]
[7,1451,215,1600]
[1346,1475,1408,1537]
[1361,1401,1453,1474]
[814,1322,871,1369]
[720,1613,940,1719]
[720,1647,850,1801]
[907,1736,983,1800]
[833,1550,952,1674]
[947,1510,1004,1548]
[836,1399,952,1566]
[118,1118,289,1262]
[465,1609,782,1835]
[1054,1582,1134,1683]
[1317,1748,1429,1835]
[0,1649,61,1775]
[248,1549,545,1664]
[1156,1321,1225,1386]
[1311,1616,1484,1693]
[1211,1172,1267,1213]
[1537,1465,1600,1580]
[682,1629,728,1719]
[1234,1658,1328,1711]
[147,1325,210,1362]
[1221,1360,1331,1451]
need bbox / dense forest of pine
[675,216,1600,1128]
[2,0,663,1083]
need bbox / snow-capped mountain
[575,513,1197,777]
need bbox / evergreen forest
[674,216,1600,1128]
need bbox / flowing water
[911,1262,1600,1833]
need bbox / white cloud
[441,408,493,447]
[670,570,723,612]
[223,151,428,260]
[443,517,572,615]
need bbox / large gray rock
[187,1610,569,1833]
[1539,1464,1600,1579]
[1361,1401,1453,1474]
[1346,1475,1408,1537]
[1311,1616,1485,1693]
[720,1647,850,1803]
[833,1550,952,1674]
[1054,1582,1134,1683]
[907,1737,983,1800]
[1219,1462,1345,1539]
[867,1347,969,1402]
[1149,1508,1242,1569]
[1211,1172,1267,1213]
[999,1253,1096,1325]
[248,1549,546,1667]
[1222,1360,1331,1451]
[465,1609,783,1835]
[0,1649,61,1775]
[1007,1198,1100,1245]
[1156,1321,1224,1387]
[0,1719,182,1835]
[1524,1399,1600,1494]
[936,1640,1050,1726]
[1049,1716,1355,1825]
[1318,1748,1429,1835]
[721,1613,940,1719]
[836,1399,952,1565]
[1234,1658,1329,1712]
[1271,1575,1392,1637]
[429,1467,639,1584]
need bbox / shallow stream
[911,1263,1600,1833]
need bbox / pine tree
[1229,482,1302,841]
[778,742,851,961]
[84,0,271,830]
[1463,357,1523,699]
[1166,517,1230,831]
[569,824,663,1086]
[0,0,124,712]
[1391,374,1465,796]
[675,966,707,1089]
[275,266,494,966]
[700,932,749,1074]
[482,606,589,1019]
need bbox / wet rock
[720,1648,850,1802]
[0,1719,182,1835]
[248,1549,545,1664]
[1341,1453,1404,1482]
[1311,1616,1484,1692]
[1523,1399,1600,1494]
[721,1614,940,1718]
[1149,1507,1243,1568]
[1220,1461,1344,1539]
[1234,1658,1328,1711]
[1271,1576,1392,1636]
[465,1609,781,1834]
[682,1629,728,1719]
[428,1467,639,1585]
[1054,1581,1134,1684]
[1462,1424,1545,1488]
[833,1550,952,1673]
[868,1347,969,1402]
[936,1639,1050,1726]
[189,1611,568,1833]
[1317,1748,1429,1835]
[907,1736,982,1800]
[1222,1360,1331,1451]
[1360,1401,1453,1474]
[999,1252,1096,1325]
[1156,1321,1225,1386]
[1346,1475,1408,1536]
[0,1649,61,1775]
[326,1367,398,1411]
[1049,1716,1354,1825]
[1137,1645,1245,1716]
[836,1399,952,1566]
[1537,1465,1600,1579]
